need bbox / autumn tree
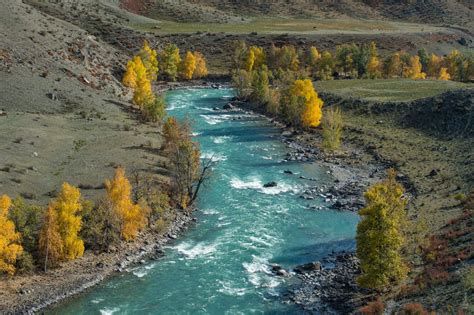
[316,51,334,80]
[403,56,426,79]
[322,106,344,151]
[427,54,442,78]
[383,52,402,78]
[0,195,23,275]
[160,43,181,81]
[52,183,84,260]
[38,205,63,272]
[105,167,147,241]
[232,69,252,98]
[139,40,159,82]
[290,79,324,128]
[250,65,270,105]
[232,40,248,72]
[356,169,408,289]
[193,52,208,79]
[307,46,321,76]
[122,59,138,89]
[335,43,357,78]
[143,94,166,123]
[180,51,196,80]
[246,46,265,72]
[438,67,451,81]
[367,56,381,79]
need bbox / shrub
[400,303,429,315]
[15,251,35,274]
[143,95,166,123]
[357,298,384,315]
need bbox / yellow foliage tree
[132,56,154,108]
[122,59,138,89]
[53,183,84,261]
[105,167,146,241]
[438,67,451,81]
[427,54,442,78]
[0,195,23,275]
[356,170,408,289]
[246,46,265,72]
[291,79,324,128]
[403,56,426,80]
[193,52,208,79]
[180,51,197,80]
[38,205,63,271]
[139,40,159,82]
[367,56,381,79]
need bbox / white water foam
[91,298,104,304]
[202,209,219,215]
[212,136,233,144]
[174,241,218,259]
[132,269,148,278]
[230,177,299,195]
[99,307,120,315]
[201,152,227,161]
[218,280,247,296]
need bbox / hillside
[122,0,474,28]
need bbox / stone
[294,262,322,273]
[263,181,277,188]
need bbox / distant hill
[121,0,474,28]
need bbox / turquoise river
[50,88,359,314]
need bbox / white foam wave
[230,177,299,195]
[212,136,233,144]
[92,298,104,304]
[202,209,219,215]
[218,281,247,296]
[132,269,148,278]
[100,307,120,315]
[174,241,218,259]
[201,152,227,161]
[191,132,202,137]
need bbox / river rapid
[50,88,358,314]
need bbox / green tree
[9,197,41,259]
[250,65,270,105]
[322,107,344,151]
[160,43,181,81]
[356,169,408,289]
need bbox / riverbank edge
[227,97,391,313]
[0,81,228,314]
[2,211,195,314]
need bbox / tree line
[0,116,209,275]
[122,41,208,122]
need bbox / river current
[51,88,358,314]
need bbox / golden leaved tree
[139,40,159,82]
[356,169,408,289]
[290,79,324,128]
[105,167,147,241]
[180,51,197,80]
[132,56,154,108]
[53,183,84,260]
[0,195,23,275]
[38,205,63,271]
[193,52,208,79]
[403,56,426,79]
[438,67,451,81]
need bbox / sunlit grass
[315,79,473,102]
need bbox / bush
[15,251,35,274]
[400,303,429,315]
[357,298,384,315]
[143,95,166,123]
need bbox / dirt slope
[122,0,474,28]
[0,0,168,204]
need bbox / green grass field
[315,79,473,102]
[131,17,445,35]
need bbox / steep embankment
[0,0,169,203]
